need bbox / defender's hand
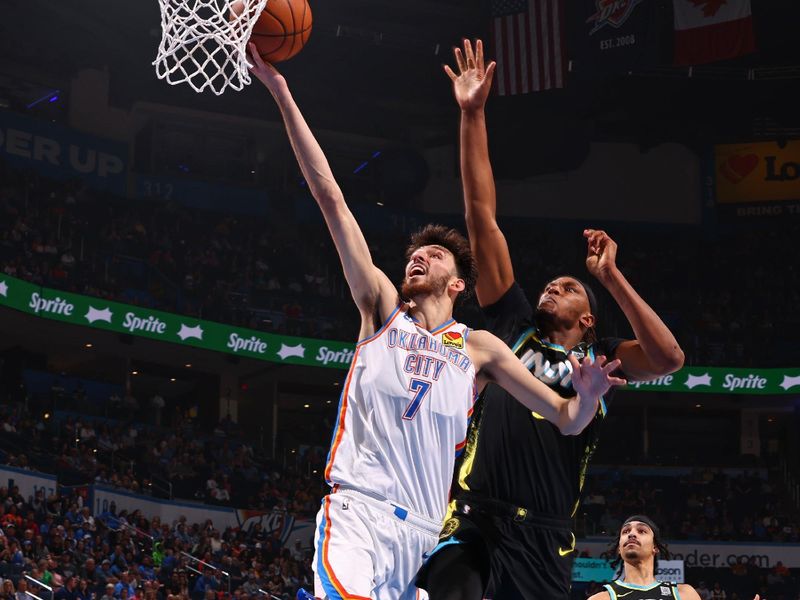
[584,229,619,284]
[444,39,496,113]
[568,354,626,401]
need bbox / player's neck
[407,294,455,332]
[538,323,585,350]
[621,560,657,586]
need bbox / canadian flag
[673,0,756,66]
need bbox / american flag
[490,0,566,95]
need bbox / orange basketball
[247,0,312,63]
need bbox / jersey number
[403,378,431,420]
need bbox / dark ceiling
[1,0,799,169]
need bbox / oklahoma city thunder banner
[570,0,669,76]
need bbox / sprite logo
[227,333,268,354]
[122,312,167,334]
[29,292,74,316]
[627,374,674,389]
[316,346,355,366]
[723,373,767,391]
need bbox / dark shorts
[416,498,576,600]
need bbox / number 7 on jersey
[403,378,432,420]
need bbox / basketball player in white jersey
[248,45,626,600]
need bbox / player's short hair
[405,224,478,299]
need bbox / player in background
[589,516,760,600]
[416,39,684,600]
[247,44,626,600]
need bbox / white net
[154,0,269,95]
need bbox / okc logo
[586,0,643,35]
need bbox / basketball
[232,0,313,63]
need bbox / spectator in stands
[711,582,727,600]
[12,579,27,600]
[54,576,78,600]
[732,557,748,577]
[80,557,98,584]
[772,561,790,579]
[0,579,16,600]
[75,578,91,600]
[193,567,219,599]
[30,491,47,518]
[37,558,53,586]
[114,571,136,598]
[95,558,113,584]
[99,583,115,600]
[138,556,156,581]
[697,581,712,600]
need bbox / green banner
[624,367,800,395]
[0,276,354,369]
[0,274,798,393]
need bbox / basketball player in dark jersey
[590,516,760,600]
[416,40,685,599]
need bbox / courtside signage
[571,558,684,583]
[0,275,796,390]
[577,540,800,569]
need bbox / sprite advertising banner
[0,274,798,392]
[0,275,353,369]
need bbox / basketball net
[153,0,269,95]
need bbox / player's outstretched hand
[444,38,496,112]
[584,229,620,285]
[247,42,286,92]
[568,354,626,402]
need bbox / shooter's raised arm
[248,45,398,334]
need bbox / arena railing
[180,550,232,597]
[24,575,53,600]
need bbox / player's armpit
[586,592,611,600]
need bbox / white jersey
[324,304,477,523]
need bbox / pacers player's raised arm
[247,45,398,331]
[469,330,626,435]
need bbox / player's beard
[622,546,642,561]
[535,304,580,331]
[401,273,450,300]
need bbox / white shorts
[312,487,439,600]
